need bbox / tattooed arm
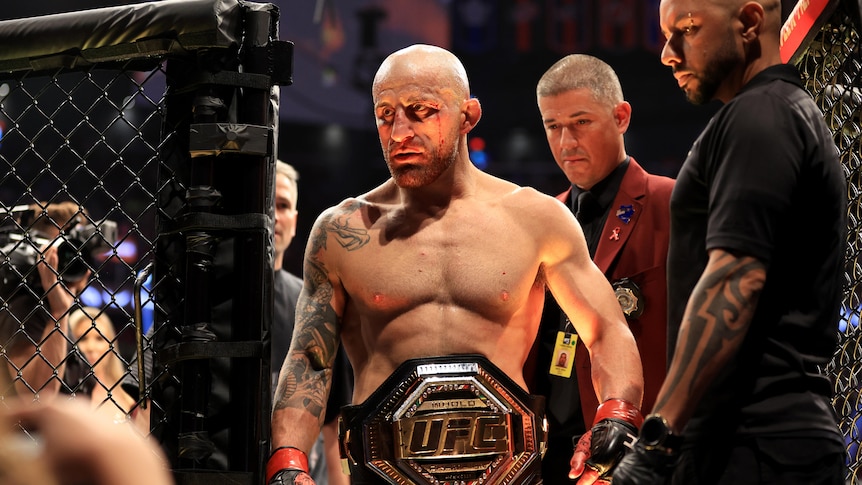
[270,201,370,453]
[271,208,348,454]
[651,248,766,432]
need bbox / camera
[0,209,117,288]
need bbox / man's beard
[386,139,459,188]
[686,36,740,105]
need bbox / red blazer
[556,158,674,426]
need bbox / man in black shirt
[615,0,847,483]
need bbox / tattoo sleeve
[272,202,369,424]
[654,249,766,418]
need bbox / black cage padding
[0,0,246,73]
[0,1,285,483]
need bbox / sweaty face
[538,88,627,190]
[659,0,743,105]
[273,173,297,255]
[373,74,463,188]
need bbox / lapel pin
[616,204,634,224]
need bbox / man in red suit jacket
[529,54,675,484]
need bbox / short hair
[275,159,300,208]
[536,54,624,108]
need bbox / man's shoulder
[315,196,375,225]
[468,173,566,214]
[502,185,571,219]
[487,175,556,202]
[723,71,809,126]
[319,181,400,218]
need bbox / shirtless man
[268,44,644,485]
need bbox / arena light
[469,136,488,170]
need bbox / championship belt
[339,354,547,484]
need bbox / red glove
[266,447,314,485]
[569,398,643,484]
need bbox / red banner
[780,0,834,63]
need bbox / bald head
[372,44,470,103]
[754,0,783,33]
[724,0,780,13]
[727,0,781,30]
[703,0,782,32]
[662,0,782,28]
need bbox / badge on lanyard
[549,331,577,378]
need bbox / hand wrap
[266,447,313,485]
[570,398,642,481]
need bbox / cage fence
[0,63,165,417]
[793,1,862,483]
[0,0,289,483]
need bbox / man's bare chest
[336,220,541,316]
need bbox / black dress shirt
[570,157,630,256]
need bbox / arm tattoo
[272,202,367,420]
[655,251,765,411]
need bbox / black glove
[585,417,638,476]
[569,398,642,482]
[612,438,678,485]
[269,469,315,485]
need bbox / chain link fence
[0,0,292,483]
[0,62,164,421]
[797,1,862,482]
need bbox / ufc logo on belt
[396,412,511,458]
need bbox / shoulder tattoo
[323,201,371,251]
